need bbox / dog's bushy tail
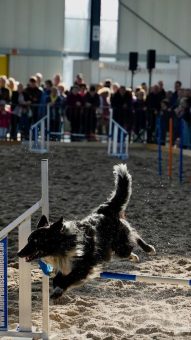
[97,164,132,216]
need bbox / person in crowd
[39,79,53,117]
[44,80,53,101]
[49,86,63,140]
[168,80,182,144]
[174,90,191,147]
[58,83,67,105]
[133,89,147,142]
[25,76,42,124]
[65,85,84,140]
[171,80,182,109]
[166,90,173,104]
[146,84,161,143]
[53,73,62,88]
[36,73,44,90]
[74,73,84,86]
[111,85,133,139]
[134,86,142,98]
[97,87,111,135]
[0,76,10,103]
[11,82,31,140]
[96,82,104,92]
[57,83,67,134]
[0,100,11,139]
[112,82,120,95]
[155,99,169,145]
[83,85,100,140]
[182,90,191,148]
[8,77,17,97]
[171,86,184,144]
[79,83,88,97]
[104,78,112,89]
[158,80,166,102]
[141,82,148,96]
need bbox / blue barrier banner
[0,238,8,331]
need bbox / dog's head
[18,215,76,262]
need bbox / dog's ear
[37,215,49,229]
[50,217,64,231]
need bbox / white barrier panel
[108,109,129,160]
[29,106,50,154]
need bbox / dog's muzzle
[18,244,40,262]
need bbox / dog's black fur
[18,164,155,299]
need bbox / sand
[1,142,191,340]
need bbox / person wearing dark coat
[25,76,42,124]
[11,83,31,140]
[65,85,84,140]
[83,85,100,139]
[111,86,133,140]
[0,77,10,103]
[146,84,161,143]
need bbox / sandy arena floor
[0,142,191,340]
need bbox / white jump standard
[0,159,56,340]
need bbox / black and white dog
[18,164,155,299]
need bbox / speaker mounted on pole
[147,49,156,70]
[129,52,138,71]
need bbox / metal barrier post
[41,119,45,151]
[35,127,38,147]
[47,104,50,151]
[113,124,118,155]
[41,159,49,339]
[108,109,113,155]
[29,129,32,151]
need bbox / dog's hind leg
[128,252,139,262]
[137,237,156,255]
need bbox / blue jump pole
[100,271,191,287]
[179,118,183,183]
[157,114,162,177]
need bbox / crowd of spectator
[0,71,191,146]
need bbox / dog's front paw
[50,287,64,300]
[148,245,156,255]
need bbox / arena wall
[0,0,65,82]
[118,0,191,59]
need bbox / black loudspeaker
[129,52,138,71]
[147,49,156,70]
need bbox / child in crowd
[0,100,11,139]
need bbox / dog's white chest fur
[44,249,76,275]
